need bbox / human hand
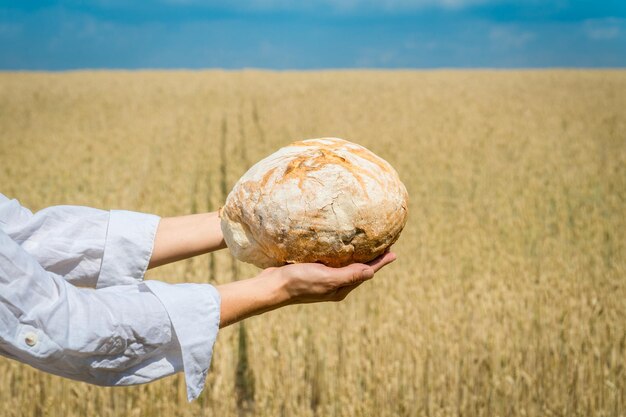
[262,250,397,305]
[216,250,397,327]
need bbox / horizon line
[1,67,625,73]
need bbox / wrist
[201,211,226,251]
[263,270,293,308]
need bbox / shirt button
[24,332,38,347]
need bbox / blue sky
[0,1,625,69]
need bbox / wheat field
[0,70,624,417]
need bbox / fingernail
[362,268,375,279]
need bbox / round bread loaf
[220,137,408,268]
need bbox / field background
[0,70,624,417]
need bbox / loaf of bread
[220,138,408,268]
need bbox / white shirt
[0,193,220,402]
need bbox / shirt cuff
[143,280,221,402]
[97,210,160,289]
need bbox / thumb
[333,263,375,287]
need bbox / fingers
[329,263,374,287]
[328,251,397,288]
[277,251,398,305]
[366,251,397,272]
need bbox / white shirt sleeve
[0,193,159,289]
[0,196,222,402]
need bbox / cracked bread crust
[220,137,409,268]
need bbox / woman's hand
[267,250,396,303]
[216,251,397,328]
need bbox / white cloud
[92,0,529,12]
[490,25,534,48]
[584,18,624,40]
[161,0,489,8]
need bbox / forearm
[216,273,289,328]
[149,212,226,268]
